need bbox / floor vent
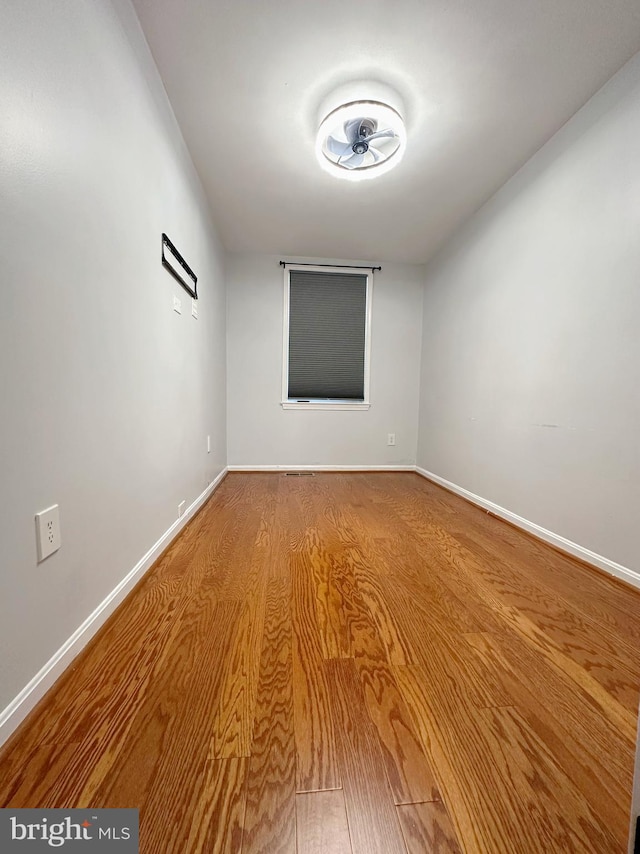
[284,472,315,476]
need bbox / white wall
[227,253,423,468]
[0,0,226,726]
[416,51,640,576]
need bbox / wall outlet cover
[173,295,182,314]
[178,500,186,518]
[35,505,61,562]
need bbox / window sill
[281,401,370,411]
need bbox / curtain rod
[279,261,381,272]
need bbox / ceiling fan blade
[365,128,396,143]
[326,135,352,157]
[339,151,365,169]
[344,118,363,142]
[368,147,382,163]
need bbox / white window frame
[281,264,372,410]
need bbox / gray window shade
[288,270,367,400]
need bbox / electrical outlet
[178,500,186,518]
[35,505,61,562]
[173,295,182,314]
[207,435,211,454]
[192,299,198,319]
[387,433,396,446]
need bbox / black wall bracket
[162,233,198,299]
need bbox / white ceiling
[131,0,640,265]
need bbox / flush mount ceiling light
[316,100,406,181]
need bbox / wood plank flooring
[1,471,639,853]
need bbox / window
[282,265,372,410]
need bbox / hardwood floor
[1,472,639,853]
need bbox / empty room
[1,1,640,852]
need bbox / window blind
[288,270,367,400]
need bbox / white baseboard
[0,468,228,749]
[227,465,415,472]
[415,467,640,590]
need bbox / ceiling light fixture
[316,100,406,181]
